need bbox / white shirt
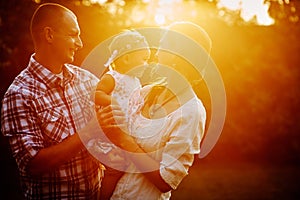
[111,86,206,200]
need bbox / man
[1,3,103,199]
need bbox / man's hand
[77,112,104,145]
[98,103,126,130]
[97,104,132,148]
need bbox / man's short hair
[30,3,73,43]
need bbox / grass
[172,160,300,200]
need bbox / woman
[97,21,210,199]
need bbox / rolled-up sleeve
[159,99,206,189]
[1,92,44,172]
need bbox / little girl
[92,30,150,199]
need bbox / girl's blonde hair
[104,30,149,67]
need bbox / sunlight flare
[217,0,275,25]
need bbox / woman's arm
[98,105,172,193]
[98,97,205,193]
[125,141,173,193]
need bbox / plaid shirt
[1,55,103,199]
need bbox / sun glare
[90,0,108,5]
[217,0,275,25]
[83,0,298,26]
[155,14,166,25]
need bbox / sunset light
[80,0,298,26]
[216,0,275,25]
[154,13,166,25]
[1,0,299,199]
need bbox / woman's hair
[158,21,212,84]
[166,21,212,53]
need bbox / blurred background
[1,0,299,199]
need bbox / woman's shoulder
[184,97,206,114]
[171,96,206,122]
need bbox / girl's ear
[114,54,129,72]
[123,54,130,65]
[44,27,54,43]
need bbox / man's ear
[44,27,54,43]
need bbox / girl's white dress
[87,69,141,159]
[106,69,142,121]
[111,85,206,200]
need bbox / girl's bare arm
[95,74,115,106]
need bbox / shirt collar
[28,54,75,87]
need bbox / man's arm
[29,73,116,175]
[28,112,103,176]
[27,133,84,176]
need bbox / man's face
[51,12,83,64]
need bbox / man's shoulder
[4,68,45,99]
